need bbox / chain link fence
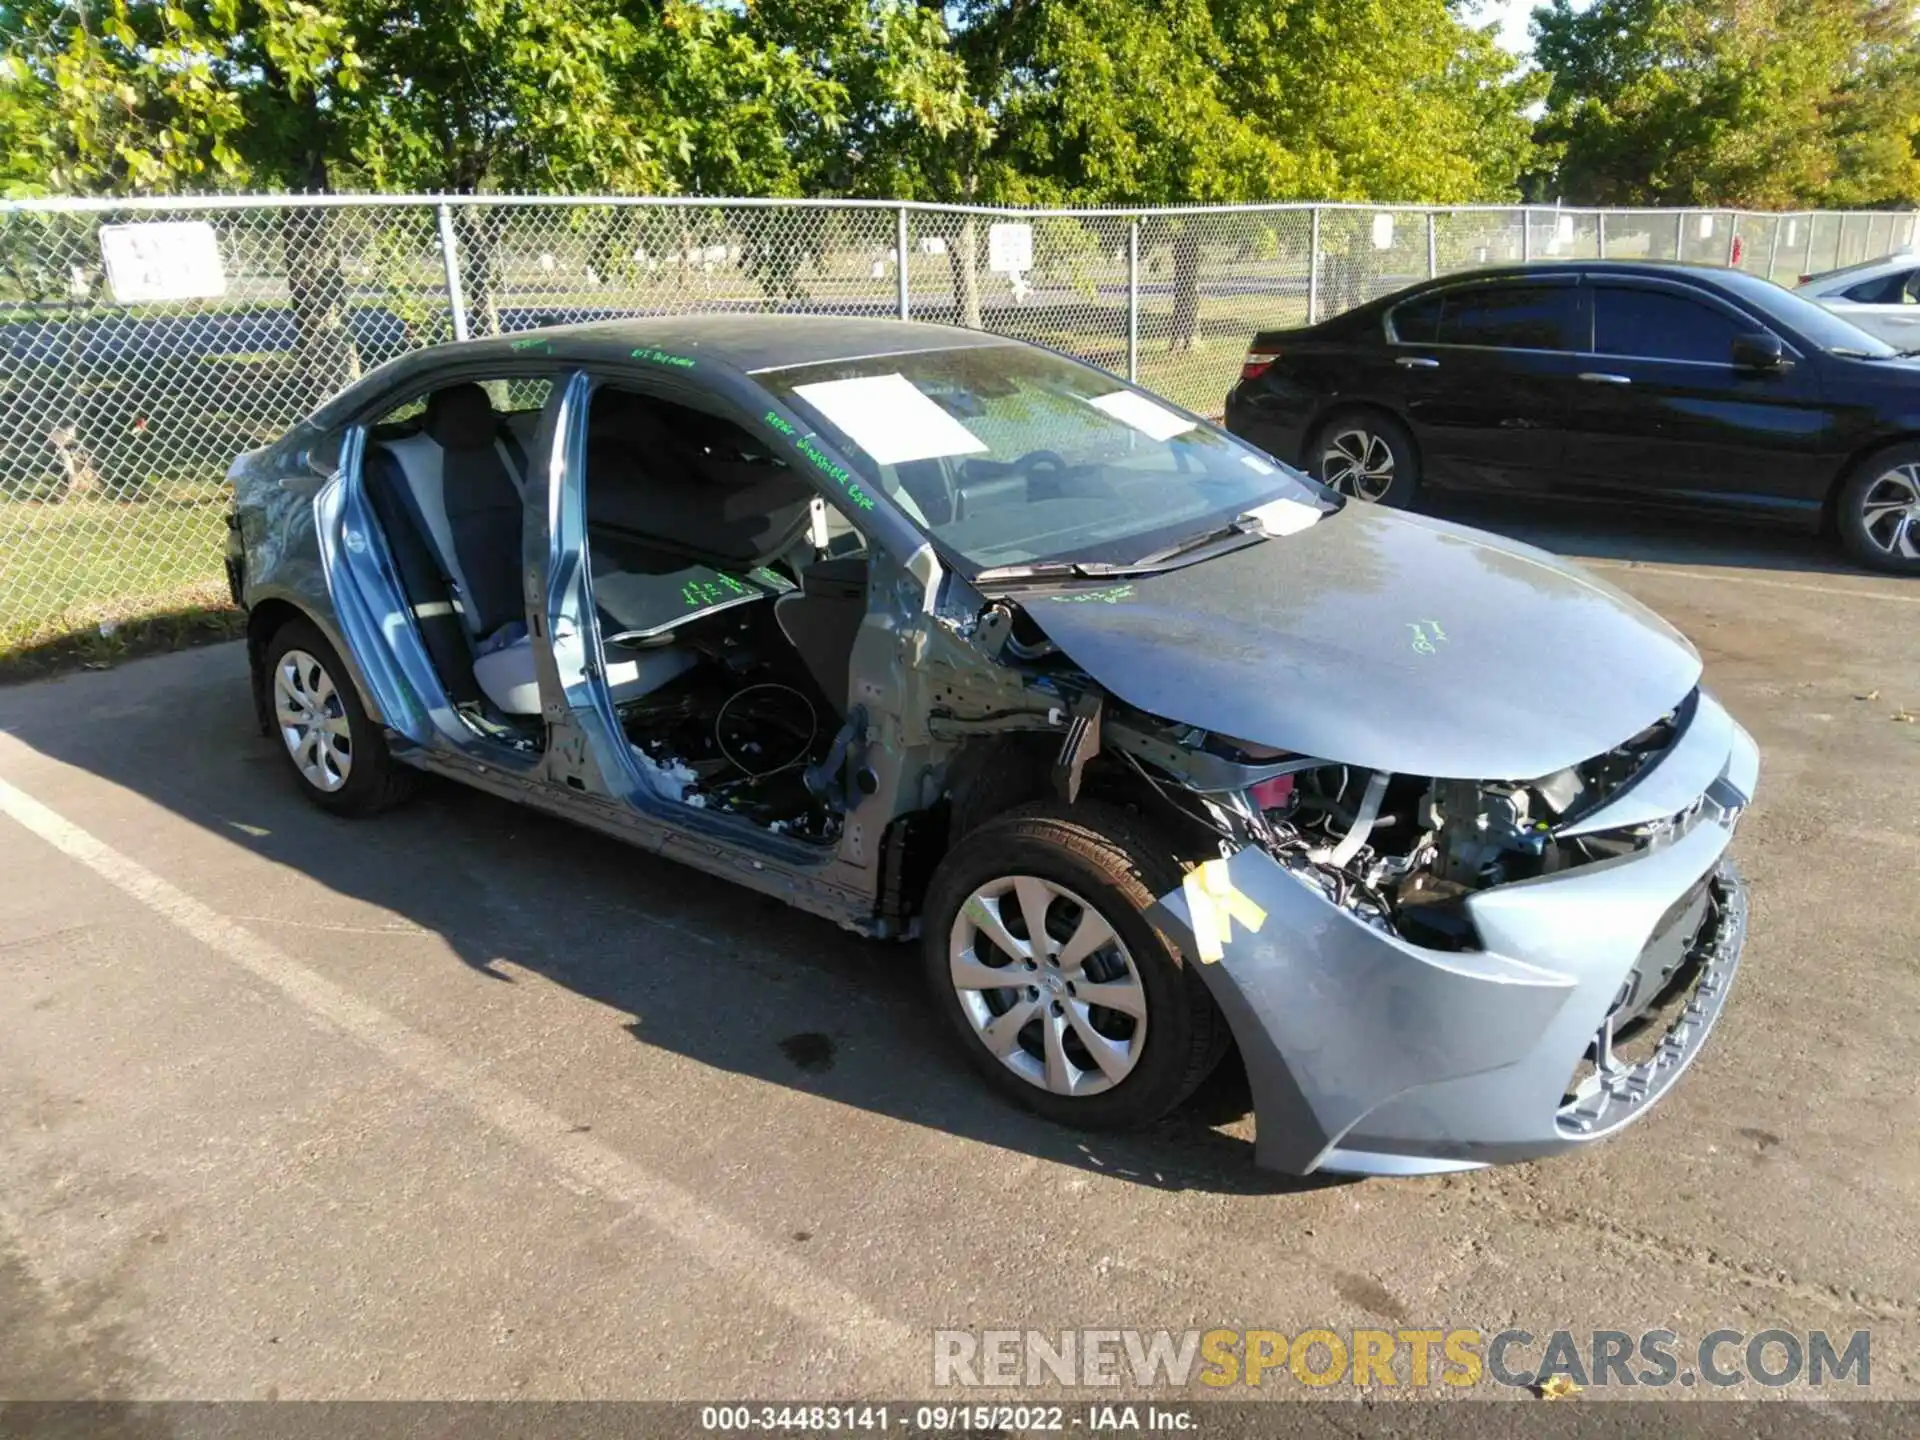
[2,195,1913,654]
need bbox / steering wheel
[1012,448,1068,477]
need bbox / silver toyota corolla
[228,315,1757,1177]
[1796,250,1920,349]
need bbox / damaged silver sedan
[227,316,1757,1176]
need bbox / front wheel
[921,802,1225,1130]
[1835,447,1920,574]
[1310,410,1419,507]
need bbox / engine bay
[1123,705,1691,953]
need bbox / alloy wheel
[1859,464,1920,560]
[1319,427,1397,501]
[947,875,1148,1098]
[273,648,353,793]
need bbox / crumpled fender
[1150,847,1577,1174]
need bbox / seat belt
[496,427,531,498]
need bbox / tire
[921,801,1226,1131]
[1308,409,1420,508]
[1834,445,1920,574]
[262,618,417,816]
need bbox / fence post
[436,202,470,343]
[1803,216,1817,277]
[1126,218,1140,384]
[1596,211,1607,259]
[1767,216,1783,280]
[896,206,910,321]
[1674,211,1687,261]
[1426,211,1437,278]
[1521,206,1532,263]
[1307,208,1320,324]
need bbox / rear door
[1556,279,1834,513]
[1818,265,1920,350]
[1388,276,1585,493]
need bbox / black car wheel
[263,618,417,816]
[1836,447,1920,574]
[1311,411,1419,507]
[921,801,1226,1131]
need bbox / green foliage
[1532,0,1920,207]
[5,0,1913,216]
[1215,0,1545,203]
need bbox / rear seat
[371,385,534,714]
[371,385,701,717]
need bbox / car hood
[1018,506,1701,780]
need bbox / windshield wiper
[972,559,1140,584]
[974,514,1276,586]
[1127,517,1265,568]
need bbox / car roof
[1395,259,1758,293]
[310,314,1017,426]
[1797,251,1919,291]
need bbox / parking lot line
[0,763,916,1378]
[1583,560,1920,605]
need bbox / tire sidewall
[921,805,1208,1131]
[262,619,394,815]
[1837,446,1920,574]
[1311,410,1420,508]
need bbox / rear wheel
[921,802,1225,1130]
[1310,410,1419,507]
[1835,447,1920,574]
[263,618,416,816]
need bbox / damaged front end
[1104,686,1757,1177]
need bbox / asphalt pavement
[0,506,1915,1406]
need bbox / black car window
[1593,287,1757,363]
[1842,269,1920,305]
[1389,292,1444,343]
[1437,285,1578,351]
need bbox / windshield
[759,343,1324,574]
[1715,269,1900,356]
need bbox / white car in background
[1796,251,1920,349]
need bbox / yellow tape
[1181,858,1268,963]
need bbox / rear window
[1439,285,1580,350]
[1843,269,1920,304]
[1389,293,1444,343]
[1593,287,1756,363]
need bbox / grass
[0,489,236,668]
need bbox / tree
[1532,0,1920,208]
[1215,0,1543,204]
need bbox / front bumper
[1151,700,1757,1177]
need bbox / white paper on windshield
[791,373,988,465]
[1085,390,1196,442]
[1244,496,1322,537]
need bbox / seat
[371,384,535,714]
[472,631,697,713]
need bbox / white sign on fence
[988,222,1033,274]
[1371,213,1394,250]
[98,221,227,303]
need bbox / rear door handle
[1579,372,1632,385]
[1395,356,1440,369]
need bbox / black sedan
[1223,261,1920,573]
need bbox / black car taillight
[1240,350,1279,381]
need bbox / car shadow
[1419,492,1864,576]
[0,643,1347,1199]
